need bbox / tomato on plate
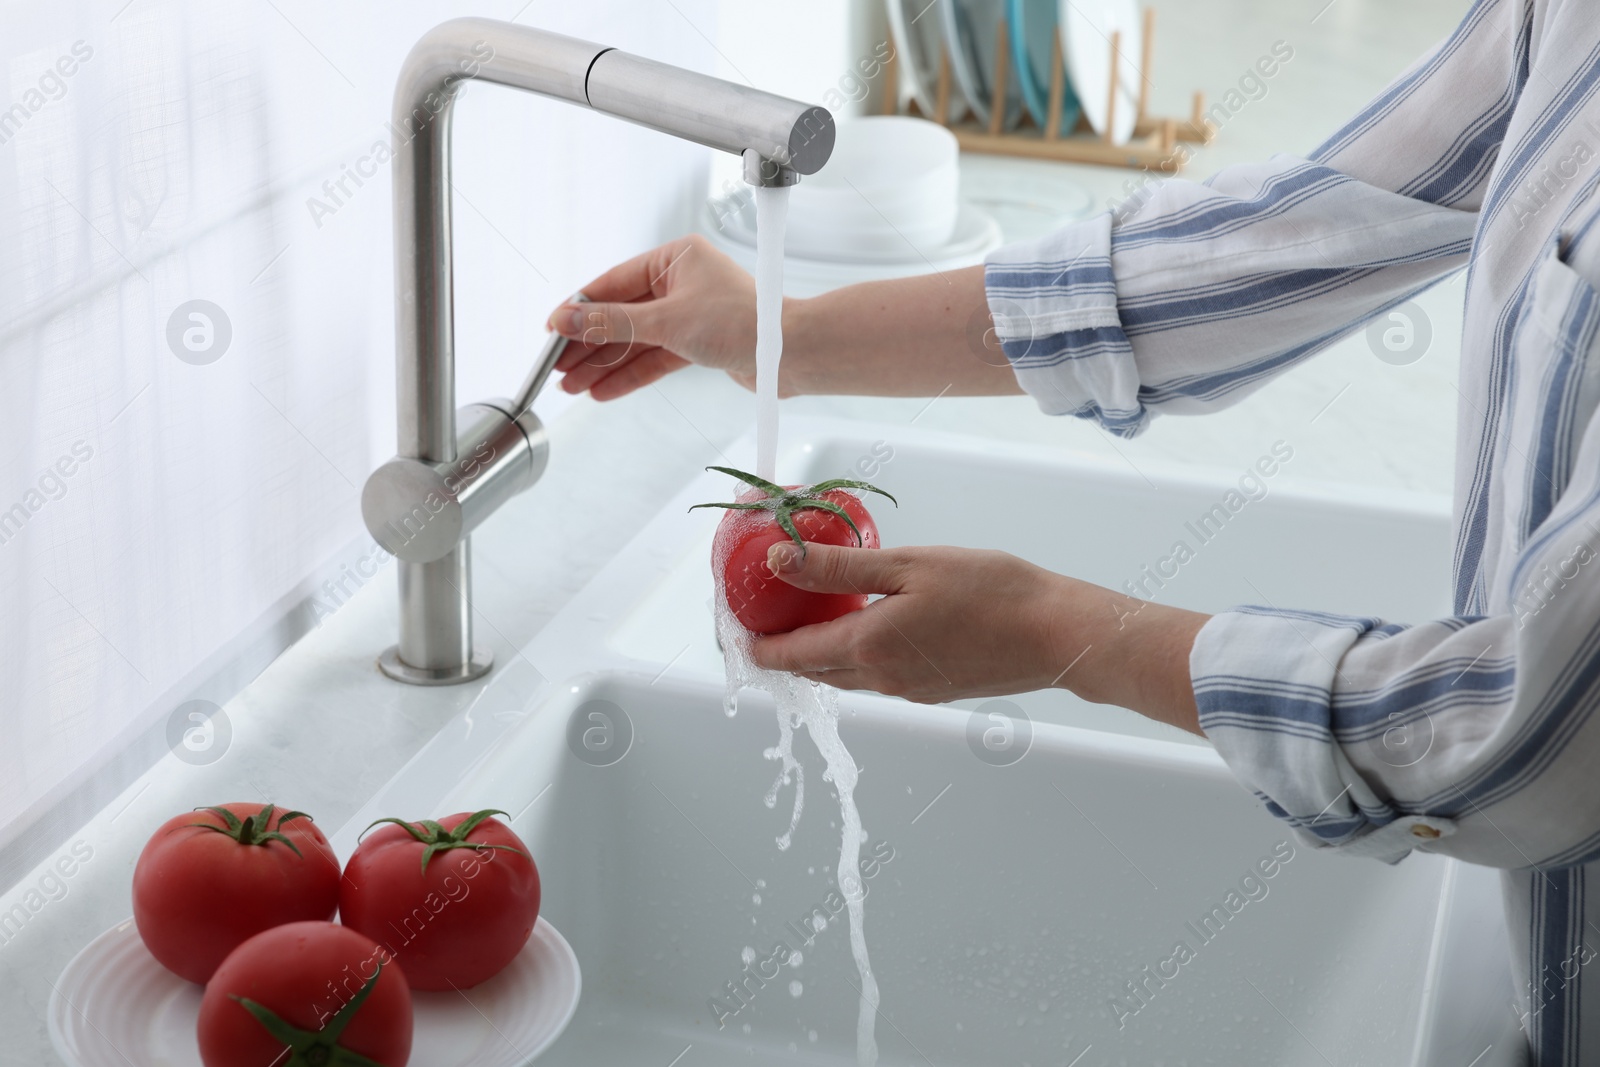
[339,809,540,991]
[198,920,412,1067]
[133,803,340,983]
[694,466,896,635]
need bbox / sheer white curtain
[0,0,716,883]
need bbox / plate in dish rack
[48,917,581,1067]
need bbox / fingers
[557,343,648,395]
[796,669,867,690]
[558,345,684,398]
[587,349,691,401]
[551,300,663,351]
[753,612,871,673]
[766,542,908,597]
[551,238,688,316]
[547,235,700,340]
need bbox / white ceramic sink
[334,418,1522,1066]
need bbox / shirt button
[1410,824,1441,839]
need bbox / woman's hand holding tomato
[749,540,1209,732]
[748,542,1087,702]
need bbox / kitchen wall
[0,0,724,883]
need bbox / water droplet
[789,980,803,997]
[789,950,803,966]
[808,1030,818,1043]
[741,946,757,966]
[752,893,762,905]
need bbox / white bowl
[787,116,960,260]
[703,197,1004,297]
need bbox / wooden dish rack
[881,8,1212,172]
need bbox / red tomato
[339,810,540,991]
[198,921,412,1067]
[133,803,340,984]
[696,468,894,636]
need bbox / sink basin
[333,418,1521,1066]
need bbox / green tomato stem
[689,465,897,554]
[360,809,529,874]
[231,964,389,1067]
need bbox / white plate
[885,0,965,122]
[940,0,1024,131]
[1060,0,1142,144]
[960,159,1095,242]
[48,918,581,1067]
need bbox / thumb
[551,300,666,349]
[766,542,905,596]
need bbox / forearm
[1049,579,1208,736]
[781,266,1022,397]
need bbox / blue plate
[1006,0,1081,134]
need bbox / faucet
[360,18,834,685]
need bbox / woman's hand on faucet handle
[548,235,762,401]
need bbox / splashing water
[715,605,881,1066]
[753,186,788,484]
[715,183,881,1067]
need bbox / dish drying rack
[882,8,1212,172]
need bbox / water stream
[753,186,788,484]
[714,183,880,1066]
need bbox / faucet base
[377,644,494,686]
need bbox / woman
[552,0,1600,1059]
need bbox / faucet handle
[511,291,589,417]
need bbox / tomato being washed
[694,466,896,635]
[133,803,340,984]
[198,921,413,1067]
[339,809,541,991]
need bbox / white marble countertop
[1,1,1471,1060]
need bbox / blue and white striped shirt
[986,0,1600,1060]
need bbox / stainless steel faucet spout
[371,19,834,685]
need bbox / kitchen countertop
[1,1,1469,1060]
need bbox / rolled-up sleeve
[1195,246,1600,868]
[984,0,1522,435]
[1192,502,1600,869]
